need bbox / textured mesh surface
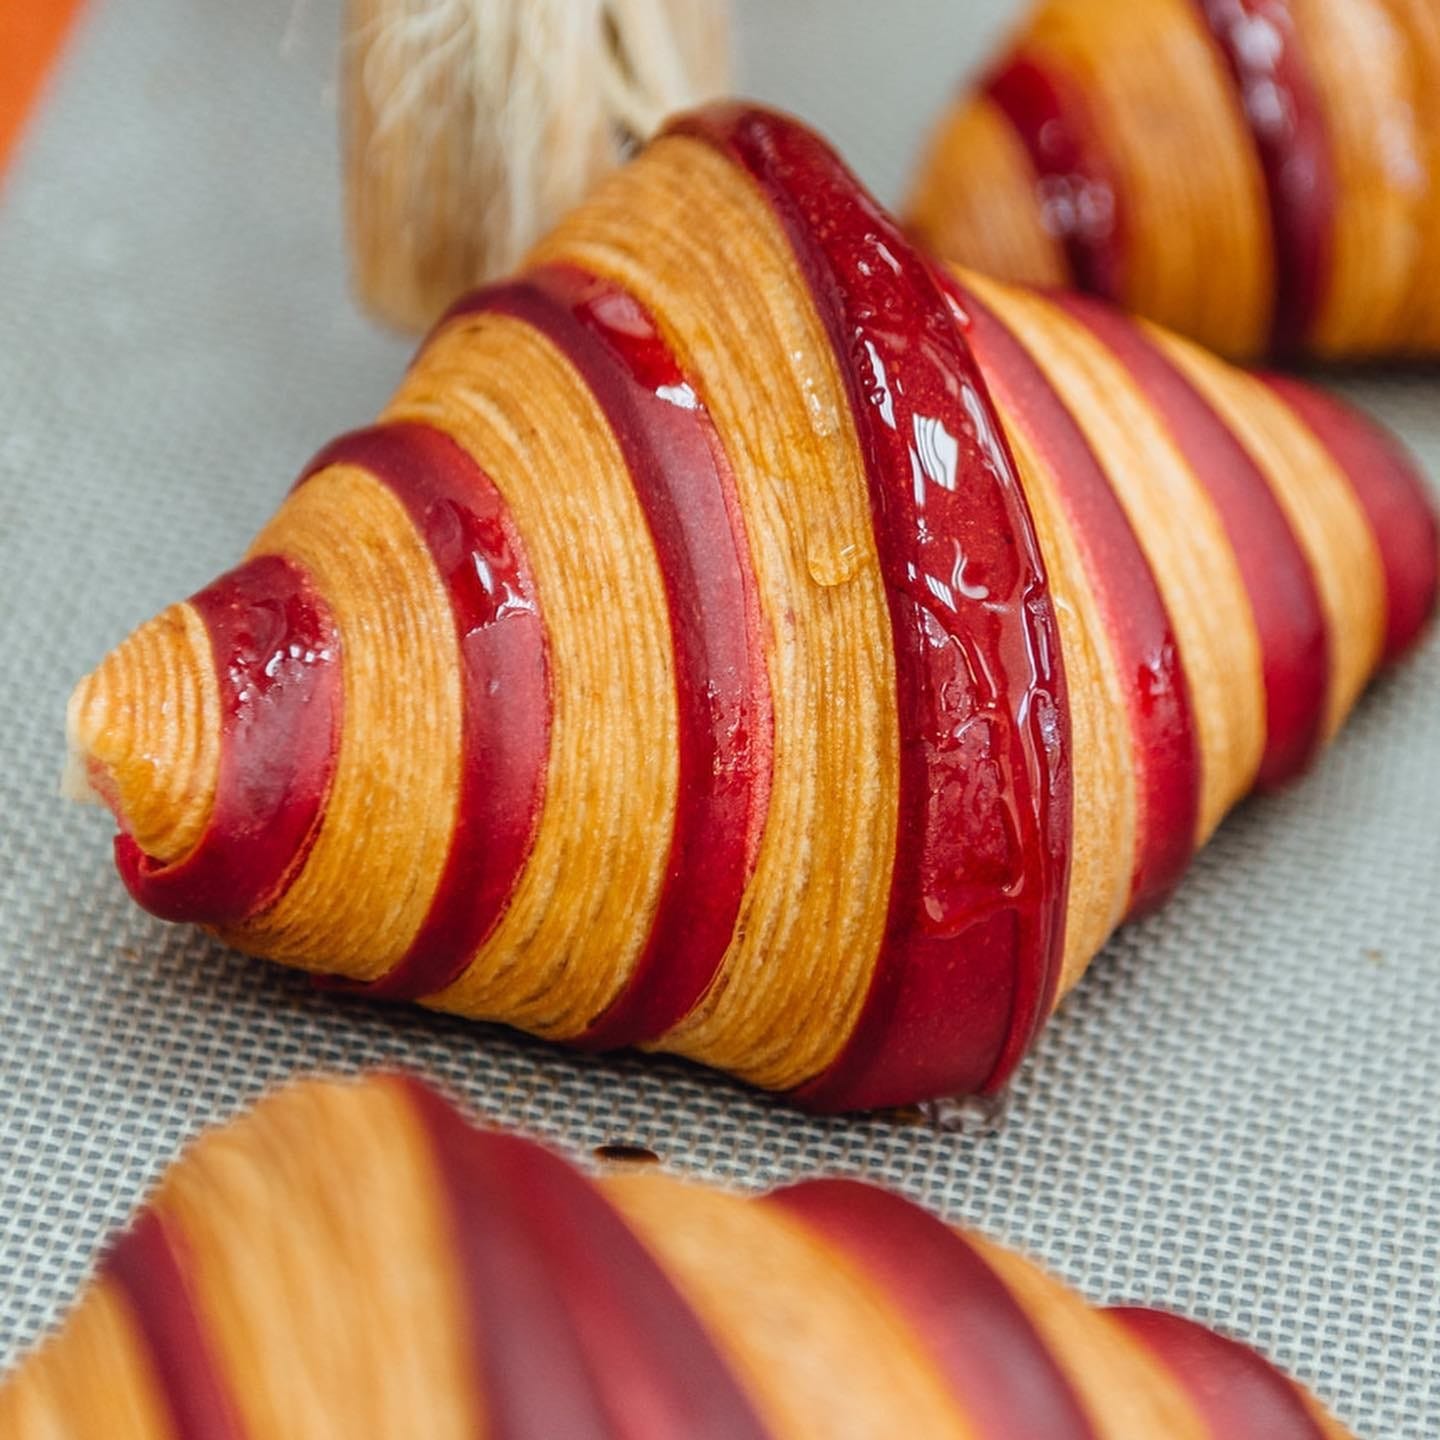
[1,1,1437,1433]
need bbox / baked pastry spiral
[68,104,1437,1111]
[907,0,1440,360]
[0,1072,1356,1438]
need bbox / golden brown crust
[1292,0,1425,357]
[995,416,1136,998]
[908,0,1440,360]
[387,311,680,1035]
[970,1239,1211,1439]
[1386,0,1440,351]
[604,1175,976,1440]
[967,273,1268,844]
[1147,328,1387,740]
[532,135,900,1089]
[67,602,219,866]
[233,467,461,978]
[154,1078,478,1439]
[0,1280,177,1440]
[1019,0,1271,357]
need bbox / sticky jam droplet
[805,534,865,587]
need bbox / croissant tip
[61,679,109,808]
[62,605,220,868]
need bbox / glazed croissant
[68,104,1437,1112]
[907,0,1440,361]
[0,1072,1355,1438]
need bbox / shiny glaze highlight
[296,423,550,1001]
[672,105,1072,1110]
[115,555,341,926]
[959,281,1200,914]
[447,266,772,1049]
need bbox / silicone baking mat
[1,2,1436,1432]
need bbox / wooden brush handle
[907,0,1440,361]
[68,105,1436,1111]
[0,1072,1355,1438]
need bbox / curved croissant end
[66,603,220,865]
[0,1073,1356,1439]
[907,0,1440,362]
[69,104,1437,1111]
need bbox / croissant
[907,0,1440,361]
[68,103,1437,1112]
[0,1071,1356,1438]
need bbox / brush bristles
[342,0,730,331]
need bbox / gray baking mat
[2,1,1436,1433]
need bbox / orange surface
[0,0,87,179]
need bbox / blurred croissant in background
[908,0,1440,361]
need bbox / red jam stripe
[401,1079,772,1440]
[1263,377,1439,664]
[957,281,1200,915]
[770,1180,1096,1439]
[102,1209,248,1440]
[1057,293,1329,790]
[442,267,772,1049]
[295,423,549,1001]
[982,54,1127,300]
[116,554,342,927]
[672,104,1072,1111]
[1109,1308,1328,1438]
[1189,0,1335,353]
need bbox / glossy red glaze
[959,282,1200,915]
[770,1179,1096,1438]
[102,1209,246,1440]
[295,423,549,1001]
[1190,0,1335,353]
[1264,377,1440,663]
[983,54,1126,300]
[402,1079,771,1440]
[672,104,1072,1111]
[444,266,772,1049]
[1109,1307,1327,1438]
[1058,292,1329,790]
[115,554,341,927]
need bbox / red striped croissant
[907,0,1440,360]
[68,104,1437,1112]
[0,1072,1357,1438]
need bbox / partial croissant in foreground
[0,1073,1356,1438]
[68,104,1437,1112]
[908,0,1440,361]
